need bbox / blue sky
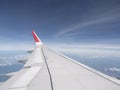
[1,0,120,79]
[0,0,120,50]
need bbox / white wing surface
[0,30,120,90]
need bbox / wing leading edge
[0,30,120,90]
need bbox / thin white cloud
[48,43,120,58]
[55,8,120,38]
[105,68,120,72]
[0,42,34,51]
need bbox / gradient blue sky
[0,0,120,50]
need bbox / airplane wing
[0,30,120,90]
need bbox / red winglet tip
[32,30,40,42]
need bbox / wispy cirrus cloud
[54,7,120,38]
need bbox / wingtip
[32,30,42,45]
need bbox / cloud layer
[0,55,29,66]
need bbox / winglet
[32,30,42,45]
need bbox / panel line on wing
[41,46,54,90]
